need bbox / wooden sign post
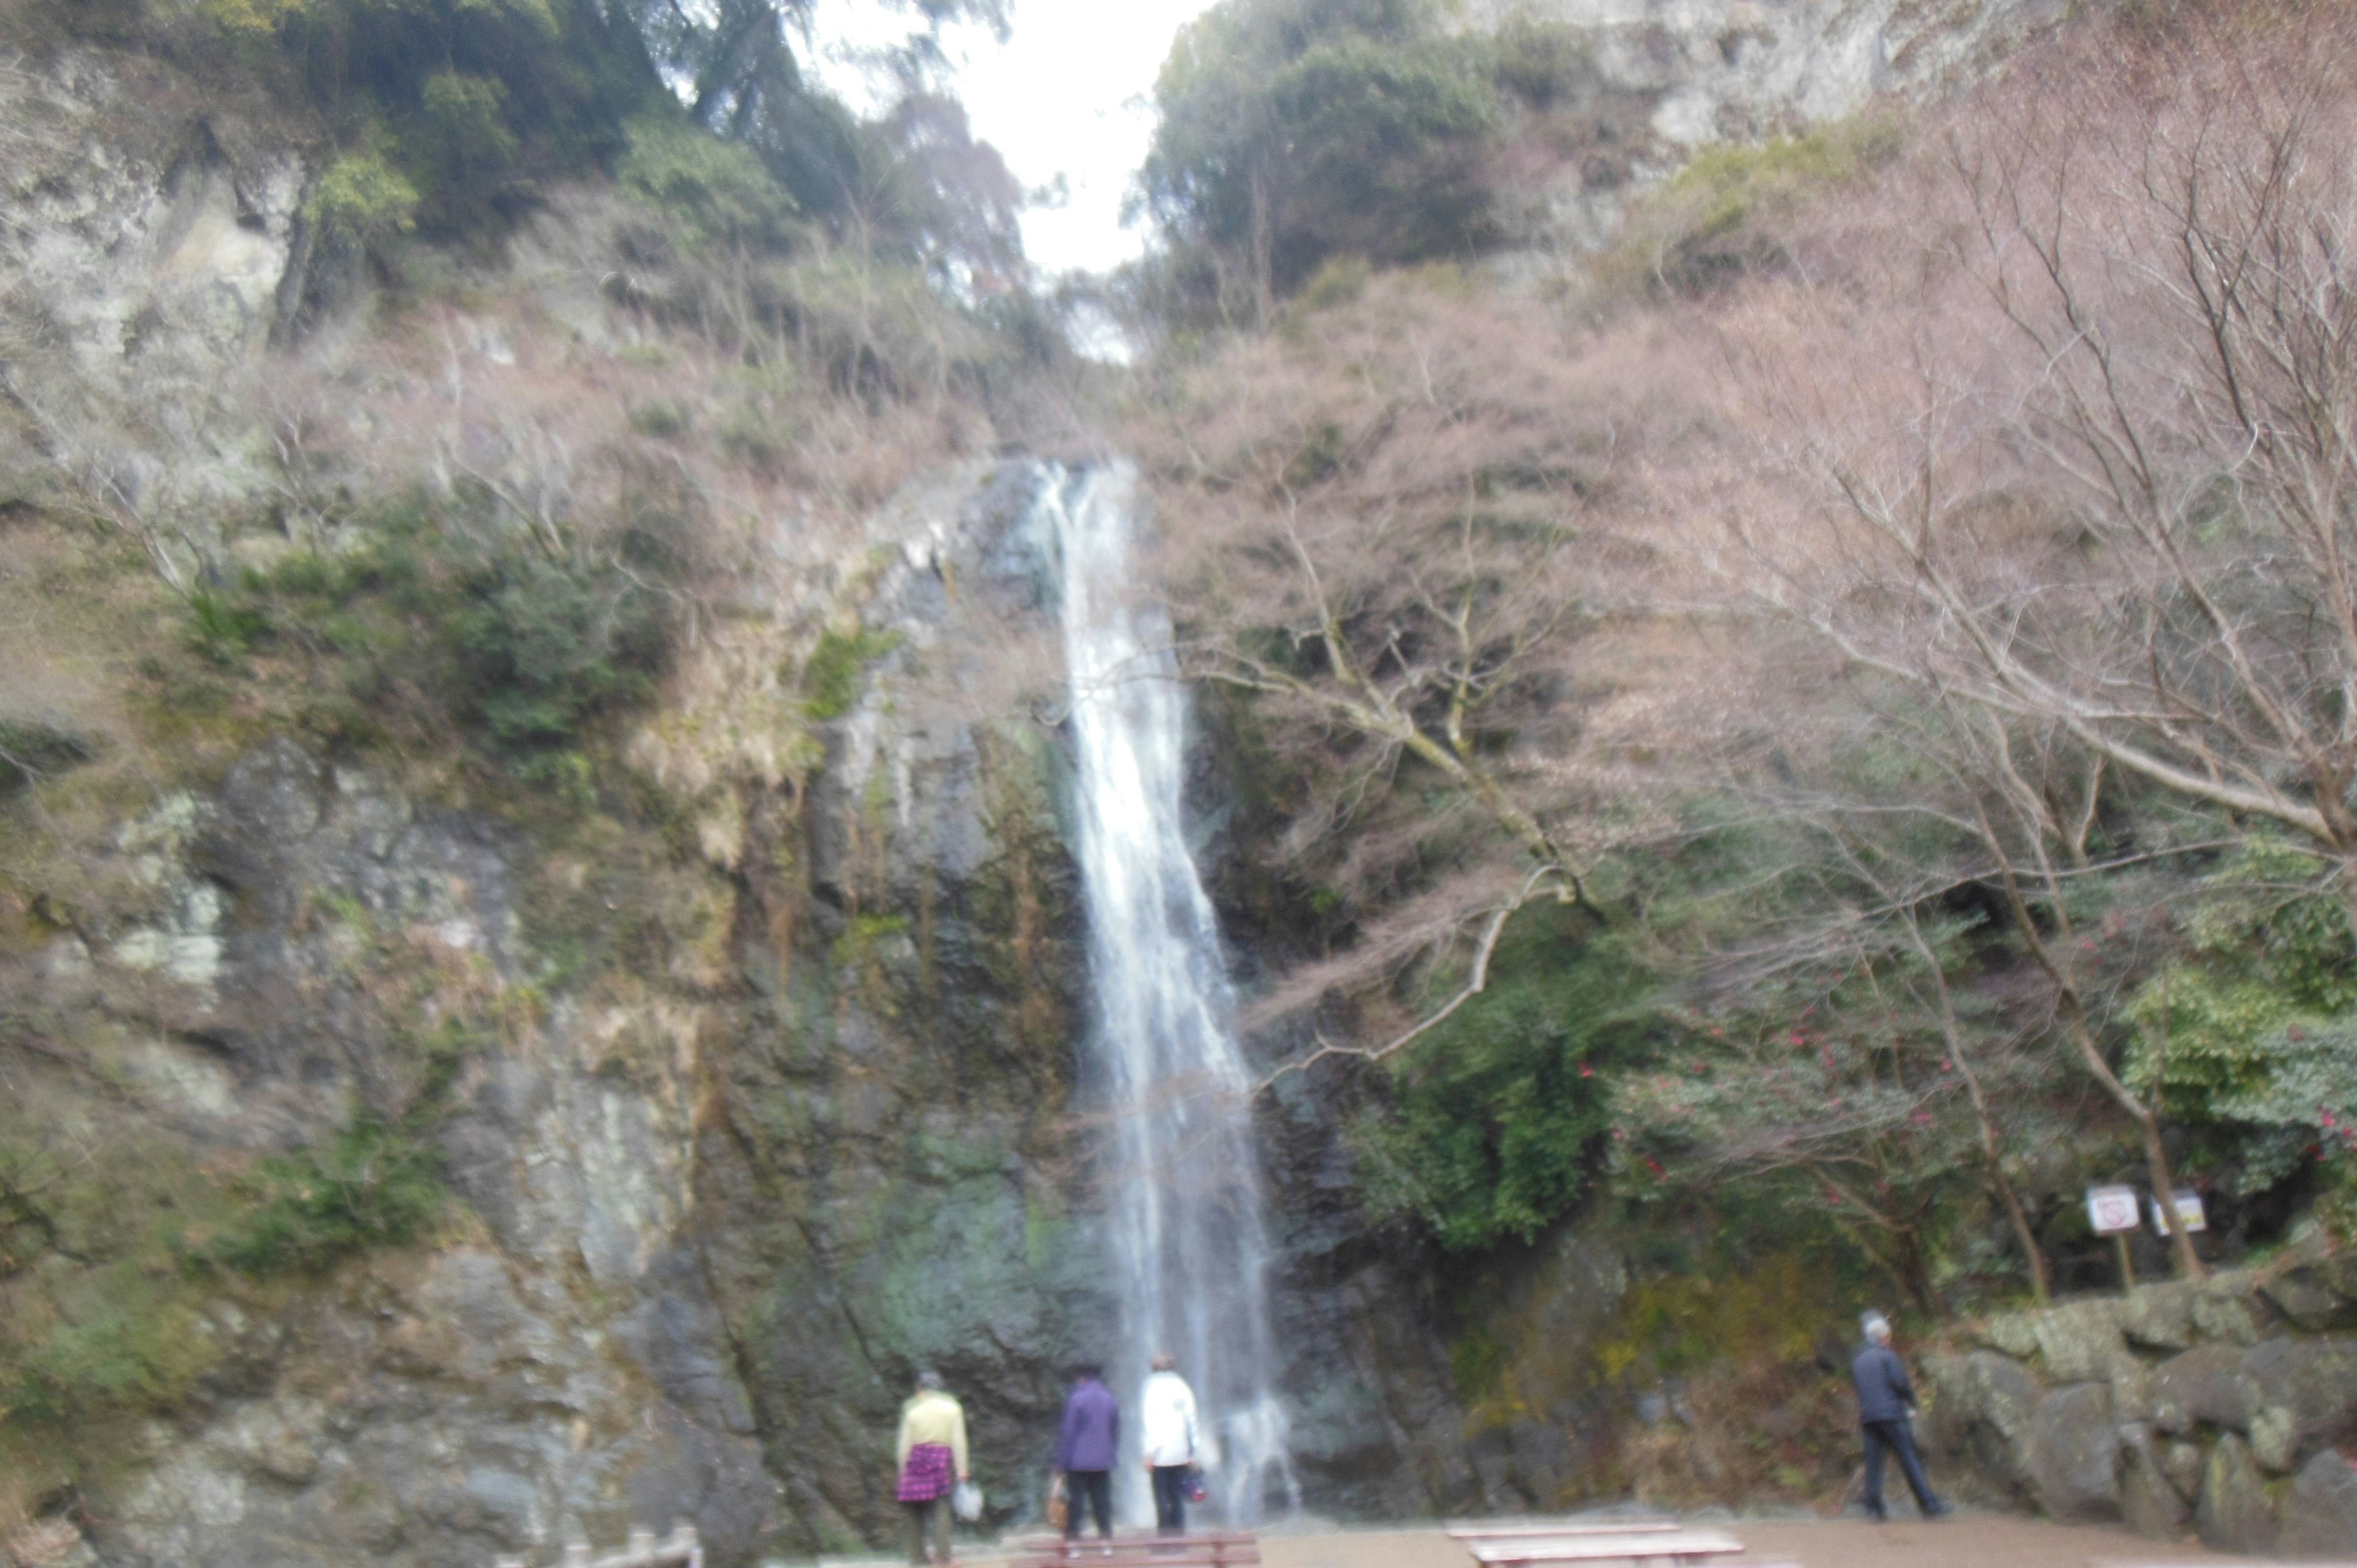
[2086,1184,2142,1290]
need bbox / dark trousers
[1150,1465,1189,1535]
[904,1496,952,1565]
[1064,1470,1113,1540]
[1862,1418,1942,1517]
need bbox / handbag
[953,1480,985,1523]
[1045,1473,1068,1532]
[1183,1467,1207,1505]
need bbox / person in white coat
[1138,1353,1199,1535]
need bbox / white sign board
[2151,1190,2208,1235]
[2086,1184,2142,1235]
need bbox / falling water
[1035,462,1299,1527]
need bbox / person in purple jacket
[1055,1362,1120,1547]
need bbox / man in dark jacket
[1852,1315,1949,1521]
[1056,1364,1120,1545]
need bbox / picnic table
[1456,1529,1746,1568]
[1013,1531,1260,1568]
[1446,1522,1680,1541]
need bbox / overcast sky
[811,0,1220,278]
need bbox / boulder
[2119,1283,2200,1353]
[2164,1440,2205,1501]
[2279,1448,2357,1558]
[2119,1422,2191,1537]
[2261,1268,2357,1333]
[1925,1350,2045,1496]
[2024,1383,2121,1520]
[2196,1433,2276,1554]
[2236,1337,2357,1468]
[2152,1343,2250,1434]
[2193,1284,2270,1348]
[1980,1313,2041,1360]
[2030,1300,2138,1384]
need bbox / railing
[495,1524,703,1568]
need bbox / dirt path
[1256,1517,2244,1568]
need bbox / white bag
[952,1481,984,1523]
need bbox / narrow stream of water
[1037,462,1299,1527]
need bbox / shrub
[619,114,799,252]
[451,550,676,745]
[1610,112,1906,292]
[798,626,904,720]
[1351,912,1658,1249]
[185,587,272,663]
[194,1116,445,1277]
[305,149,421,254]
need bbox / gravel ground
[1253,1517,2255,1568]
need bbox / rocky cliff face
[2,458,1128,1567]
[1463,0,2064,144]
[0,45,317,525]
[1447,0,2065,253]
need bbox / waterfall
[1035,462,1299,1527]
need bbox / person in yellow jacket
[895,1370,970,1566]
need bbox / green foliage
[1144,0,1506,299]
[305,149,422,253]
[191,1116,446,1276]
[798,626,904,720]
[409,71,523,214]
[2127,836,2357,1191]
[449,550,675,745]
[1611,113,1906,291]
[618,113,798,250]
[1351,910,1658,1249]
[1141,0,1596,310]
[1487,14,1594,109]
[185,587,272,663]
[196,495,683,765]
[627,398,692,439]
[1,1271,214,1427]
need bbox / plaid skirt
[899,1442,955,1502]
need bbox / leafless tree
[1134,276,1688,1075]
[1703,4,2357,1276]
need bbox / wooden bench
[1460,1529,1745,1568]
[1014,1531,1260,1568]
[1447,1523,1681,1541]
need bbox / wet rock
[2280,1447,2357,1557]
[2023,1383,2120,1520]
[2196,1433,2275,1554]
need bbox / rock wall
[0,460,1123,1567]
[1924,1257,2357,1554]
[1459,0,2063,144]
[0,45,317,520]
[1449,0,2066,253]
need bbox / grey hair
[1862,1314,1892,1344]
[916,1369,944,1391]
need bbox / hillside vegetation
[1134,0,2357,1340]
